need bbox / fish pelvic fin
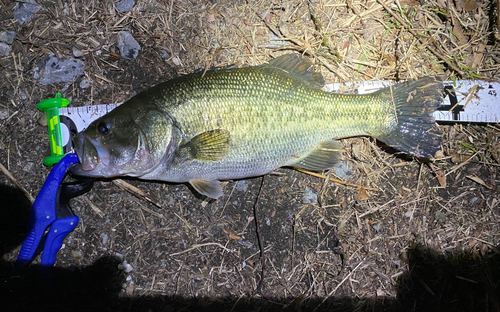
[190,178,223,199]
[293,140,344,170]
[377,77,444,159]
[182,129,231,161]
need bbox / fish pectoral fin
[182,129,231,161]
[293,140,344,171]
[189,178,223,199]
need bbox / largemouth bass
[72,54,443,199]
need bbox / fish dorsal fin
[293,140,344,171]
[182,129,231,161]
[190,178,223,199]
[266,54,325,89]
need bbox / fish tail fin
[377,77,444,158]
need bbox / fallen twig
[295,167,379,191]
[0,161,35,203]
[113,179,162,208]
[169,242,234,256]
[82,196,105,218]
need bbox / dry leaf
[471,43,486,68]
[472,246,481,261]
[436,169,447,187]
[351,143,361,159]
[455,0,465,11]
[450,152,473,163]
[491,142,500,163]
[125,284,134,296]
[71,249,84,261]
[205,7,219,18]
[452,15,468,46]
[357,186,370,201]
[464,0,477,11]
[434,150,444,159]
[223,228,241,240]
[466,175,495,190]
[206,13,215,23]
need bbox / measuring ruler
[57,79,499,154]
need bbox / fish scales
[155,66,392,178]
[72,54,443,199]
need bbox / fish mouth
[71,133,111,177]
[70,131,158,178]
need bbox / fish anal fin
[183,129,231,161]
[190,178,223,199]
[294,140,344,171]
[266,54,324,89]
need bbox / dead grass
[0,0,499,311]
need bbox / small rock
[236,180,248,192]
[23,162,34,173]
[116,0,135,13]
[145,216,155,229]
[334,160,353,179]
[100,233,109,245]
[20,92,27,100]
[13,0,43,25]
[161,50,170,58]
[116,31,140,60]
[33,66,40,79]
[237,240,252,248]
[80,77,90,89]
[0,109,9,120]
[435,210,446,223]
[302,186,318,204]
[171,57,181,66]
[372,220,383,232]
[38,114,47,126]
[72,46,84,58]
[0,31,16,44]
[119,261,134,273]
[0,42,11,57]
[36,53,85,85]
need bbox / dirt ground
[1,0,500,311]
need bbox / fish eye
[97,122,110,134]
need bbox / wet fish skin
[72,54,443,199]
